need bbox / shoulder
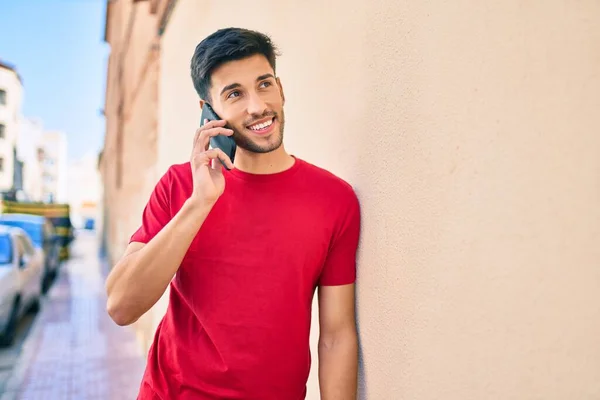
[296,160,361,252]
[151,162,193,198]
[296,158,361,225]
[158,162,192,185]
[166,162,192,178]
[297,158,358,203]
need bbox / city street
[0,230,146,399]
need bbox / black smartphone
[200,103,236,169]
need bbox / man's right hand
[190,119,235,205]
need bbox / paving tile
[1,231,146,399]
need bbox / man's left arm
[317,186,361,399]
[318,283,358,399]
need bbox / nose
[246,91,267,116]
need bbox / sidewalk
[0,231,146,400]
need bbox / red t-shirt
[132,157,360,400]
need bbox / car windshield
[0,220,42,247]
[0,235,12,265]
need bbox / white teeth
[249,119,273,130]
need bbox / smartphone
[200,103,236,169]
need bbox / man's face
[207,54,285,154]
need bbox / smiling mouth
[247,117,275,133]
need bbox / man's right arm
[105,199,211,326]
[105,119,233,326]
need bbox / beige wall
[155,1,600,398]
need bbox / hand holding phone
[200,103,236,169]
[189,118,234,206]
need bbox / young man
[105,27,361,400]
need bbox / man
[105,27,361,400]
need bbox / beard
[231,109,285,154]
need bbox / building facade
[40,130,68,203]
[67,152,101,229]
[102,1,600,398]
[18,117,45,202]
[101,0,168,346]
[0,60,22,195]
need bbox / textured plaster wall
[104,0,160,263]
[159,1,600,398]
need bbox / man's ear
[199,99,206,109]
[276,77,285,105]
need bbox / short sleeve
[129,168,173,244]
[318,188,361,286]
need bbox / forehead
[210,54,274,90]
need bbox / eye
[227,90,240,99]
[259,81,272,88]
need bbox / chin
[236,130,283,154]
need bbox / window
[0,235,13,264]
[0,124,4,139]
[0,89,5,105]
[14,235,24,261]
[18,235,35,256]
[1,221,43,248]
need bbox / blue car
[0,214,60,294]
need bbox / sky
[0,0,109,161]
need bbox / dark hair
[190,27,280,102]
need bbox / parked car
[0,200,74,262]
[0,226,44,346]
[0,214,60,293]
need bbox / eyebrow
[220,73,276,96]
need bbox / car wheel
[0,296,21,347]
[27,297,40,314]
[41,272,53,294]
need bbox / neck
[233,145,295,175]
